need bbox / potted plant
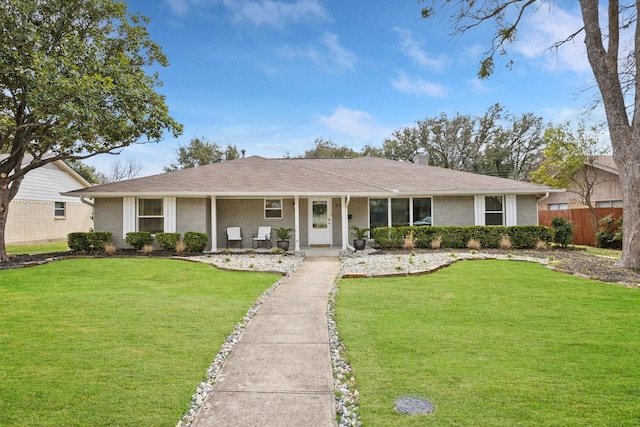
[351,226,370,251]
[274,227,293,251]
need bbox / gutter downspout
[536,192,550,225]
[345,195,355,251]
[80,196,94,207]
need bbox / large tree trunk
[616,153,640,269]
[0,185,11,262]
[580,0,640,269]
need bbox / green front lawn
[337,260,640,426]
[6,240,69,255]
[0,258,278,426]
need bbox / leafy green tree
[531,123,609,237]
[0,0,182,261]
[419,0,640,268]
[66,160,99,184]
[372,104,544,177]
[302,138,359,159]
[481,112,546,180]
[531,123,609,239]
[164,137,239,171]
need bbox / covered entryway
[308,198,332,246]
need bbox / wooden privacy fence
[538,208,623,247]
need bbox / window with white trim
[369,197,432,228]
[138,198,163,233]
[595,200,623,208]
[548,203,568,210]
[264,199,283,219]
[54,202,66,218]
[485,196,504,225]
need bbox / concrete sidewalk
[192,256,340,427]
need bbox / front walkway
[191,256,340,427]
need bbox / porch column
[210,196,217,252]
[294,195,300,251]
[341,196,347,250]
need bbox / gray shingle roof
[64,156,557,197]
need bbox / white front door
[308,198,332,246]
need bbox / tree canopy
[302,138,360,159]
[0,0,182,260]
[164,137,240,171]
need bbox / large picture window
[138,198,163,233]
[391,198,409,226]
[412,198,432,226]
[369,198,388,228]
[485,196,504,225]
[264,199,283,219]
[369,197,432,228]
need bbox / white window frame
[485,195,504,226]
[368,197,433,228]
[264,198,283,219]
[54,201,66,218]
[137,198,164,234]
[548,203,569,210]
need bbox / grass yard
[6,240,69,255]
[337,260,640,426]
[0,258,279,426]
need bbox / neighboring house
[64,156,559,251]
[4,156,93,244]
[539,155,622,211]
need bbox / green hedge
[183,231,208,252]
[155,232,181,250]
[372,225,553,249]
[68,231,113,251]
[125,232,153,250]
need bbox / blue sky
[85,0,600,177]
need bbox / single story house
[539,155,622,211]
[64,156,560,251]
[4,156,93,244]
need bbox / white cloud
[514,4,590,74]
[221,0,328,28]
[394,27,448,72]
[467,78,491,94]
[316,106,391,141]
[391,72,447,97]
[163,0,191,16]
[277,32,356,73]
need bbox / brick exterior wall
[6,199,93,244]
[433,196,474,226]
[94,198,125,246]
[516,195,538,225]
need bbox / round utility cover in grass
[395,396,434,415]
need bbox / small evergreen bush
[550,217,574,248]
[596,215,623,249]
[125,232,153,250]
[183,231,208,252]
[68,231,113,251]
[155,232,181,251]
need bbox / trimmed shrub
[551,217,574,248]
[372,225,553,249]
[155,232,181,251]
[596,214,623,249]
[68,231,112,251]
[125,231,153,250]
[183,231,208,252]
